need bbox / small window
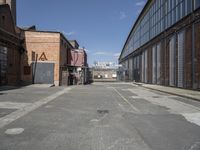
[2,16,5,21]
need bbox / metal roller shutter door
[157,43,161,84]
[152,46,157,84]
[177,31,185,88]
[142,52,145,82]
[145,50,148,83]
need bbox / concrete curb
[132,83,200,102]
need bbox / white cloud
[93,51,120,58]
[65,31,76,36]
[113,53,120,58]
[119,11,127,20]
[137,8,143,14]
[84,49,90,53]
[136,1,145,6]
[93,51,110,56]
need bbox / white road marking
[90,114,108,123]
[5,128,24,135]
[0,87,72,129]
[111,87,139,112]
[128,88,200,126]
[131,96,138,99]
[182,113,200,127]
[122,89,129,91]
[0,102,31,109]
[44,105,54,108]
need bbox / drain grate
[97,110,109,115]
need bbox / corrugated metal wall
[177,30,185,88]
[156,43,161,84]
[145,50,148,83]
[142,52,145,82]
[152,46,157,84]
[169,36,176,86]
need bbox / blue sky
[17,0,147,66]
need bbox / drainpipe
[32,54,38,84]
[191,0,196,89]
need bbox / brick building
[0,0,16,24]
[67,48,88,85]
[0,1,88,86]
[119,0,200,90]
[21,30,74,86]
[0,4,21,86]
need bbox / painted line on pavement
[0,102,31,109]
[111,87,139,113]
[0,87,72,129]
[182,113,200,127]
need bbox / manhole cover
[5,128,24,135]
[97,110,109,114]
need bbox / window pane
[186,0,192,14]
[195,0,200,9]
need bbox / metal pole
[32,54,38,84]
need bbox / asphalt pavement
[0,83,200,150]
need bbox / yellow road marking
[111,87,139,112]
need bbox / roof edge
[119,0,152,61]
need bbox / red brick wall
[22,31,61,85]
[7,46,20,85]
[184,26,192,88]
[195,22,200,89]
[0,5,15,34]
[68,49,86,67]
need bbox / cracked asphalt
[0,83,200,150]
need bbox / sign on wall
[39,52,48,61]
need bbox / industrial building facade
[0,4,21,86]
[21,30,74,86]
[119,0,200,90]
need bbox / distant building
[119,0,200,90]
[92,68,117,81]
[67,48,88,85]
[93,61,117,69]
[91,61,117,82]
